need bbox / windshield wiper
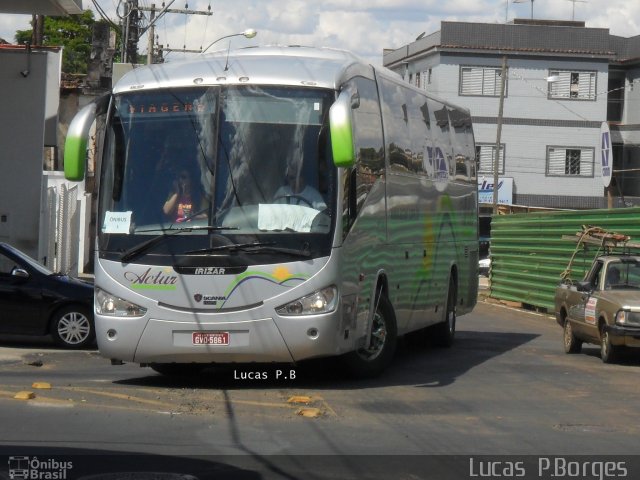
[120,226,238,263]
[185,241,312,258]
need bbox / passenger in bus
[162,169,205,222]
[273,166,326,210]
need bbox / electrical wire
[91,0,121,30]
[200,1,211,51]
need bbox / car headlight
[616,309,640,327]
[616,310,627,325]
[96,287,147,317]
[276,286,338,316]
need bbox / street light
[201,29,258,54]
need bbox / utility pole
[147,5,155,65]
[493,56,507,214]
[127,0,140,63]
[137,2,213,64]
[121,0,140,63]
[31,14,44,45]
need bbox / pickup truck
[554,254,640,363]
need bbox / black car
[0,242,94,348]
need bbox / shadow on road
[113,330,539,391]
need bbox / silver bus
[65,46,478,377]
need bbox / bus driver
[273,165,326,210]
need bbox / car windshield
[604,260,640,290]
[1,244,54,276]
[98,86,336,262]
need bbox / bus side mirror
[64,95,109,181]
[329,89,355,168]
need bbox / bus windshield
[98,86,336,262]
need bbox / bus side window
[341,76,384,238]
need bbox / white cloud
[0,1,638,63]
[0,14,32,43]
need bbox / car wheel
[433,275,457,348]
[600,323,618,364]
[50,305,94,349]
[563,319,582,354]
[343,293,397,378]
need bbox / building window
[460,66,505,97]
[548,70,596,100]
[546,146,594,177]
[415,72,421,88]
[476,144,505,174]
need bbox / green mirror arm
[64,95,110,181]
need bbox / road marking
[32,382,52,389]
[14,391,35,400]
[297,407,322,418]
[61,387,176,408]
[0,383,338,418]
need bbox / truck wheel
[600,324,618,364]
[433,276,457,347]
[343,293,397,378]
[563,320,582,354]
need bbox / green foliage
[15,11,95,74]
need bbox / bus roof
[113,46,370,94]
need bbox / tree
[15,11,95,74]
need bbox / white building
[0,0,86,271]
[383,19,640,209]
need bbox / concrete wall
[0,48,61,259]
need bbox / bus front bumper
[96,312,341,364]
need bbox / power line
[135,2,213,63]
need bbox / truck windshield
[98,86,336,263]
[605,260,640,290]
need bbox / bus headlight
[96,287,147,317]
[276,286,338,316]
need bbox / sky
[1,0,639,65]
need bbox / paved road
[0,300,639,478]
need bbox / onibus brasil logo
[8,456,73,480]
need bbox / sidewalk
[0,336,65,363]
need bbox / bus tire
[433,275,456,348]
[343,293,397,378]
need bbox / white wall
[0,48,61,259]
[402,53,610,202]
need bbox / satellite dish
[600,122,612,187]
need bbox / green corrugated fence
[489,207,640,312]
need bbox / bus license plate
[192,332,229,345]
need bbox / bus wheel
[433,276,456,348]
[343,294,397,378]
[150,363,207,377]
